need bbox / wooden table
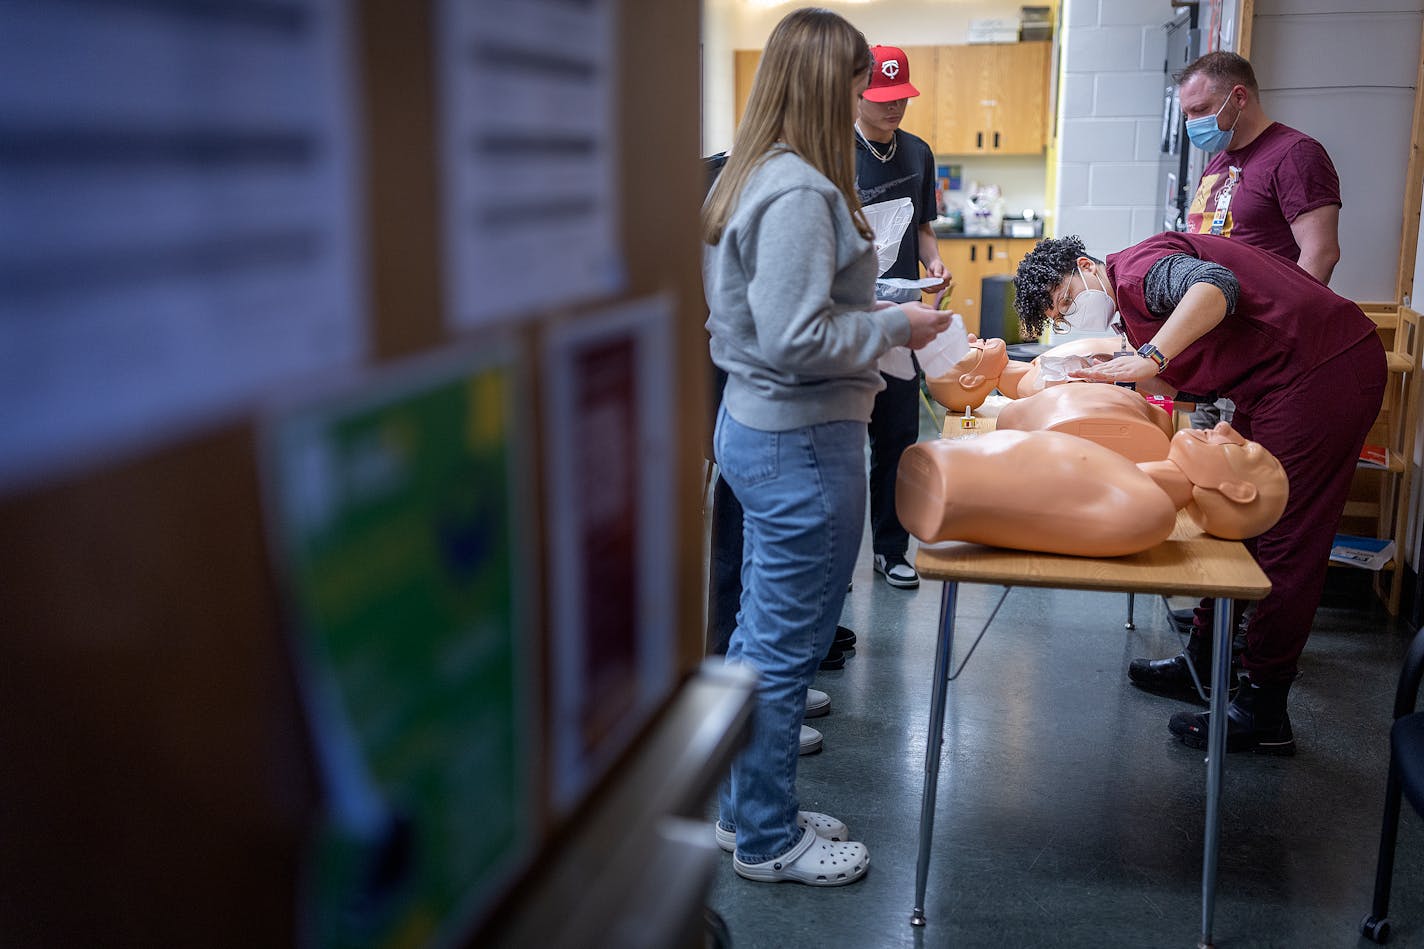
[910,511,1270,949]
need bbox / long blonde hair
[703,8,873,245]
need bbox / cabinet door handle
[988,243,995,259]
[976,131,983,149]
[970,244,977,262]
[994,131,1000,149]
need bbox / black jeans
[868,372,920,558]
[707,470,743,656]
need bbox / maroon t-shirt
[1106,232,1374,415]
[1184,123,1340,264]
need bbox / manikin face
[858,96,908,140]
[1168,423,1289,538]
[925,335,1009,412]
[958,335,1009,378]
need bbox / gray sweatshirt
[705,149,911,431]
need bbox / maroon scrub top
[1105,232,1376,415]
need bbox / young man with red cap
[856,44,949,590]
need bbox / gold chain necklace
[856,126,897,163]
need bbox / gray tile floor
[704,435,1424,948]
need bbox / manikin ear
[1217,480,1258,504]
[959,372,986,388]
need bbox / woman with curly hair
[1012,232,1385,756]
[703,7,950,886]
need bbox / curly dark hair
[1013,235,1095,338]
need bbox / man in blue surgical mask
[1178,51,1340,285]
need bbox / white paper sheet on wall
[434,0,624,329]
[0,0,367,494]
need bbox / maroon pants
[1193,335,1387,685]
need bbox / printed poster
[265,346,534,948]
[542,296,676,812]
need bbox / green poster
[267,351,532,948]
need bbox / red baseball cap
[865,45,919,102]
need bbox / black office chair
[1361,625,1424,943]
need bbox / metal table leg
[911,581,958,928]
[1199,596,1233,949]
[1125,592,1136,630]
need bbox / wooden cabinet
[731,42,1049,156]
[934,42,1050,155]
[733,49,760,129]
[934,237,1036,336]
[896,45,939,149]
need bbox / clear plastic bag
[861,198,915,276]
[1035,353,1115,385]
[917,314,970,379]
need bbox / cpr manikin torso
[996,337,1124,399]
[895,423,1288,557]
[925,335,1008,411]
[995,383,1175,463]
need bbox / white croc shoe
[715,810,849,853]
[804,688,831,718]
[733,827,870,886]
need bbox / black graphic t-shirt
[854,129,936,281]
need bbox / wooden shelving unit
[1336,303,1422,614]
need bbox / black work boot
[1127,635,1237,705]
[1168,676,1296,756]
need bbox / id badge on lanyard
[1209,165,1241,236]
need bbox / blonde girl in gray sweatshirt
[702,6,950,887]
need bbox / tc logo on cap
[865,45,919,101]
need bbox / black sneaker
[819,643,847,670]
[1127,651,1238,705]
[873,553,920,589]
[834,625,857,649]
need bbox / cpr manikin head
[1168,422,1289,539]
[925,334,1008,411]
[895,430,1179,557]
[995,383,1175,463]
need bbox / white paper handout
[435,0,624,328]
[0,0,366,493]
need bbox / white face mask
[1063,266,1116,332]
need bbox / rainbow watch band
[1136,343,1169,374]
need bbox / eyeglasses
[1051,272,1082,321]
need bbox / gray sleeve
[1142,254,1239,317]
[743,188,911,373]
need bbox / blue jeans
[714,406,867,863]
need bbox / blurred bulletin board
[542,296,676,814]
[0,0,366,492]
[0,0,706,945]
[434,0,624,327]
[264,345,537,947]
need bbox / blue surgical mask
[1185,90,1240,153]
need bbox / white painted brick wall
[1088,162,1159,203]
[1093,72,1162,116]
[1053,0,1166,249]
